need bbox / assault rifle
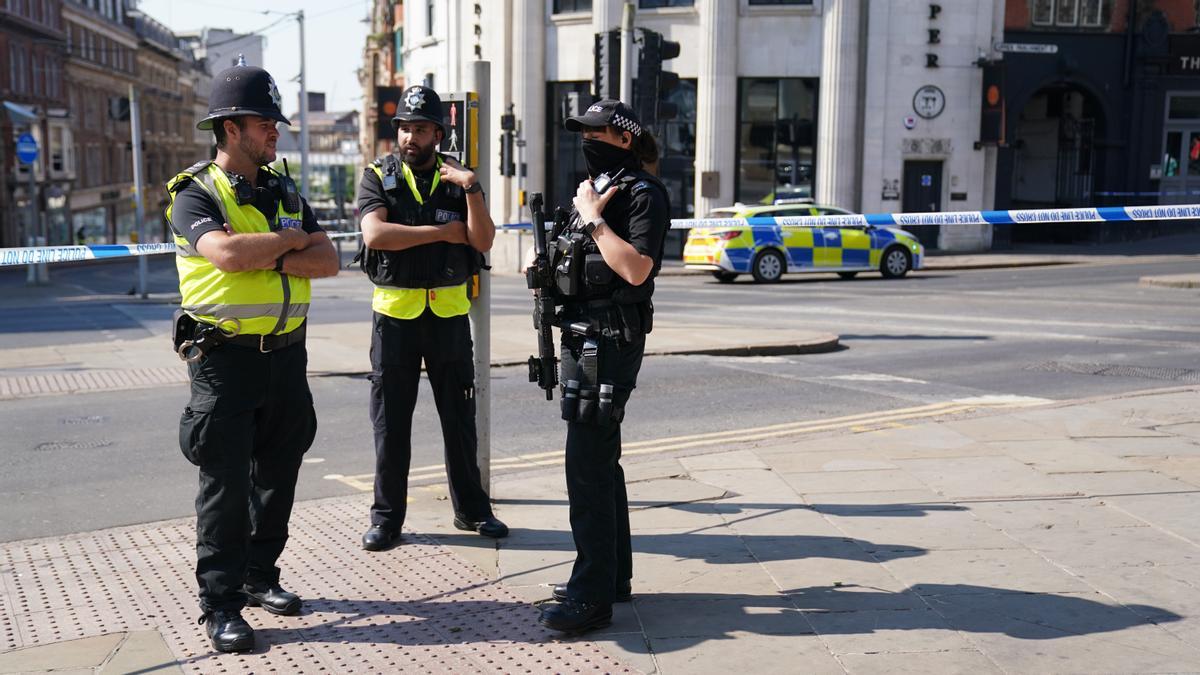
[525,192,558,399]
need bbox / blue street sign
[16,133,38,164]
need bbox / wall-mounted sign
[881,178,900,201]
[913,85,945,119]
[1169,35,1200,75]
[994,42,1057,54]
[903,116,917,130]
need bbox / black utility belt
[221,324,307,352]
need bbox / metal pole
[464,60,492,492]
[298,10,310,198]
[130,84,148,298]
[619,1,635,104]
[25,147,38,284]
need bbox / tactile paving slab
[0,367,189,399]
[0,494,638,673]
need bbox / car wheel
[751,249,786,283]
[880,246,912,279]
[712,271,739,283]
[837,272,859,280]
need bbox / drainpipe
[1122,0,1136,88]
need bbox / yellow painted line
[323,399,1024,492]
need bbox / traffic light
[634,28,681,131]
[593,29,620,101]
[979,61,1005,145]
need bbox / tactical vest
[361,154,482,319]
[166,161,310,336]
[551,169,668,306]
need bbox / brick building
[1,0,69,248]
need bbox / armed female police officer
[538,100,670,633]
[167,63,339,653]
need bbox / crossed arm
[194,228,340,278]
[359,157,494,253]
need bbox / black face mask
[581,138,636,178]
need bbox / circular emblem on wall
[912,85,946,120]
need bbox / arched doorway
[1010,84,1104,242]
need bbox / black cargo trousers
[368,309,493,529]
[560,314,646,605]
[179,338,317,612]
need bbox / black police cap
[391,85,446,134]
[564,99,642,137]
[198,65,290,131]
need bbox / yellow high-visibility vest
[166,162,310,336]
[368,162,470,320]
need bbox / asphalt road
[3,252,1200,541]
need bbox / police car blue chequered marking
[787,247,814,266]
[842,248,870,266]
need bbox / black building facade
[996,10,1200,244]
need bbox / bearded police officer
[357,85,508,551]
[166,63,339,653]
[537,100,670,633]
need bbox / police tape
[668,204,1200,230]
[0,243,175,268]
[6,204,1200,267]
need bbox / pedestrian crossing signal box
[438,92,479,169]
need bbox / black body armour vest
[550,168,669,306]
[358,154,483,289]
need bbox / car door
[811,207,865,269]
[775,207,818,269]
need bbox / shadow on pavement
[635,585,1181,646]
[839,333,992,341]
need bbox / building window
[640,0,693,7]
[658,79,697,218]
[736,77,818,205]
[426,0,434,36]
[31,53,41,95]
[394,27,403,70]
[553,0,592,12]
[748,0,811,4]
[546,81,593,211]
[1031,0,1109,27]
[10,43,28,93]
[1168,94,1200,120]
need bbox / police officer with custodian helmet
[537,99,670,633]
[356,85,508,553]
[166,61,339,653]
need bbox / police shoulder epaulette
[184,160,213,176]
[630,179,652,195]
[168,160,214,194]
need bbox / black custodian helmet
[391,85,445,134]
[198,64,290,131]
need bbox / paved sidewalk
[5,386,1200,673]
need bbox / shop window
[736,77,818,206]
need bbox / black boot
[552,581,631,603]
[198,609,255,653]
[362,525,401,551]
[243,583,303,616]
[453,514,509,538]
[538,599,613,633]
